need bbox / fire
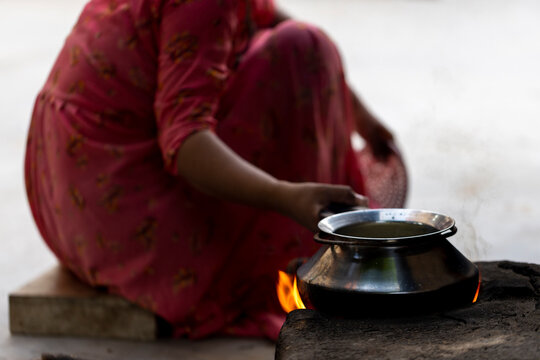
[472,272,482,303]
[277,270,306,312]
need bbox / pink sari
[25,0,404,339]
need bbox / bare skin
[177,130,367,232]
[350,89,395,160]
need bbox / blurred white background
[0,0,539,357]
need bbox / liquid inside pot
[335,221,437,238]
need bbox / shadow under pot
[296,209,480,317]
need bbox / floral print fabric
[25,0,367,339]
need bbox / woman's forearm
[176,130,285,211]
[349,87,394,159]
[350,88,376,130]
[176,130,367,231]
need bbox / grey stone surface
[276,261,540,360]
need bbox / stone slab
[275,261,540,360]
[9,265,160,341]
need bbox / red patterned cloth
[24,0,403,339]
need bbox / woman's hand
[273,181,368,232]
[357,115,395,160]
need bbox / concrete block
[9,265,160,341]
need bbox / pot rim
[317,208,456,244]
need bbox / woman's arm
[350,88,395,159]
[177,130,367,232]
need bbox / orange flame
[472,272,481,303]
[277,270,306,312]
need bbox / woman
[25,0,397,339]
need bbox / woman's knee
[269,20,341,67]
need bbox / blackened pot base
[297,270,480,317]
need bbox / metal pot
[296,209,480,316]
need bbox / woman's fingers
[354,193,369,207]
[276,182,369,232]
[316,185,369,220]
[323,184,368,207]
[323,184,356,205]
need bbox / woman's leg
[218,20,358,186]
